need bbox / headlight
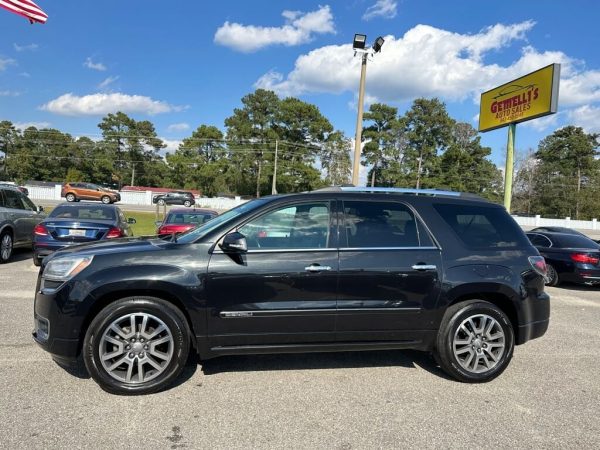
[43,255,94,281]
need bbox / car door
[2,189,31,245]
[206,199,338,347]
[336,199,443,342]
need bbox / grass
[124,211,162,236]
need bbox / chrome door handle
[305,264,332,272]
[411,264,437,271]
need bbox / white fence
[512,215,598,230]
[25,184,245,211]
[22,184,600,229]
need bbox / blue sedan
[33,203,136,266]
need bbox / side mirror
[220,232,247,253]
[36,205,44,213]
[127,218,137,224]
[155,220,163,227]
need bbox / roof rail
[313,186,483,198]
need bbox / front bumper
[32,283,82,364]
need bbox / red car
[156,208,218,236]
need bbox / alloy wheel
[452,314,505,374]
[1,233,12,262]
[99,313,174,384]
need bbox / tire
[65,193,76,202]
[158,199,165,206]
[83,296,190,395]
[101,195,111,204]
[434,300,514,383]
[545,264,560,287]
[33,256,42,267]
[0,230,13,264]
[183,200,191,207]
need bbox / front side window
[342,200,429,248]
[239,202,331,250]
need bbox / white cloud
[255,20,600,123]
[167,122,190,132]
[214,5,335,52]
[520,112,561,132]
[159,138,182,156]
[98,75,119,89]
[566,105,600,133]
[0,57,16,71]
[363,0,397,21]
[0,90,20,97]
[40,93,184,116]
[19,72,30,78]
[13,43,38,52]
[83,57,107,71]
[14,121,51,130]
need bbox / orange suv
[61,183,120,204]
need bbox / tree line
[1,88,597,217]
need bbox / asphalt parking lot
[1,250,599,449]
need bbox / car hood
[47,236,167,260]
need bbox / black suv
[33,187,550,394]
[152,191,195,207]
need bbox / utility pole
[131,163,135,187]
[271,140,278,195]
[352,52,368,186]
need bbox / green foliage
[514,126,599,219]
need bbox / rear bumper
[516,291,550,345]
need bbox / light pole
[351,34,384,186]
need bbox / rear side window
[553,234,599,249]
[527,233,552,248]
[342,200,433,248]
[434,203,530,249]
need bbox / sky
[1,0,600,180]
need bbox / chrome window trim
[213,247,337,254]
[339,246,439,251]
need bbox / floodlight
[353,34,367,50]
[372,36,385,53]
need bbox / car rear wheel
[0,231,13,263]
[83,296,190,395]
[101,195,111,204]
[434,300,514,383]
[158,199,165,206]
[183,200,191,207]
[545,264,560,287]
[65,193,76,202]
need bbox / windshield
[165,212,216,225]
[176,198,269,243]
[50,205,116,220]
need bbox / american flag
[0,0,48,24]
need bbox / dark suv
[33,187,550,394]
[152,191,195,207]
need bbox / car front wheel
[158,199,165,206]
[83,296,190,395]
[434,300,514,383]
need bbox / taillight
[528,256,547,277]
[106,227,123,239]
[34,224,48,236]
[570,253,600,265]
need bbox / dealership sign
[478,64,561,133]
